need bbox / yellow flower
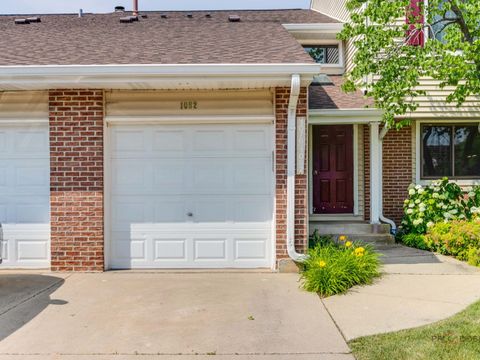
[318,260,327,268]
[345,241,352,248]
[338,235,347,242]
[355,247,365,257]
[355,247,365,254]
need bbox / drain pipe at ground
[287,74,308,262]
[378,126,397,234]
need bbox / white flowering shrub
[466,186,480,220]
[402,178,467,234]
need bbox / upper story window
[303,45,340,64]
[421,124,480,179]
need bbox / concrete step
[310,222,396,245]
[311,222,391,235]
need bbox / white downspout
[287,74,307,262]
[378,126,397,233]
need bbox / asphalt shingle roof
[0,9,339,66]
[309,76,374,109]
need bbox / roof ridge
[0,8,311,17]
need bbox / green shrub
[424,220,480,266]
[401,233,429,250]
[466,186,480,220]
[309,229,334,248]
[402,178,466,235]
[301,239,381,297]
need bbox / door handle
[187,212,193,217]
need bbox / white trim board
[105,115,275,125]
[309,109,383,124]
[0,64,321,91]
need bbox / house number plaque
[180,101,198,110]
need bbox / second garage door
[110,124,274,268]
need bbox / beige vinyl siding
[311,0,350,22]
[0,91,48,120]
[106,89,274,117]
[407,80,480,118]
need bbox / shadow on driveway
[0,274,66,341]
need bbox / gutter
[0,63,320,77]
[287,74,308,262]
[0,63,321,91]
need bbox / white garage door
[110,124,274,268]
[0,125,50,268]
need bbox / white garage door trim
[0,122,50,269]
[105,120,275,269]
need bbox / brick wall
[49,90,104,272]
[364,125,413,224]
[275,87,308,265]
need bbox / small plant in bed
[301,232,381,297]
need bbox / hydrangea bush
[401,178,480,235]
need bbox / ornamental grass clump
[301,236,381,297]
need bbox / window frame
[299,40,344,72]
[416,120,480,184]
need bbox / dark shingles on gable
[0,9,339,66]
[309,76,374,109]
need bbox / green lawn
[349,301,480,360]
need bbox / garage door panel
[235,239,267,260]
[233,129,270,151]
[0,125,50,268]
[192,161,227,190]
[194,239,227,260]
[153,130,187,152]
[154,201,186,223]
[14,130,48,154]
[154,239,187,260]
[1,227,50,267]
[112,129,146,153]
[110,124,273,269]
[193,130,227,152]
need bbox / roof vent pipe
[79,9,83,17]
[133,0,139,16]
[228,15,241,22]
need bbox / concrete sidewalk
[0,271,353,360]
[322,245,480,340]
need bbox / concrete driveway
[0,271,352,360]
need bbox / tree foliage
[338,0,480,129]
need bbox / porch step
[310,222,395,245]
[312,222,392,235]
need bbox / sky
[0,0,311,14]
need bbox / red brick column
[275,87,308,268]
[49,90,104,272]
[364,125,413,224]
[382,126,413,223]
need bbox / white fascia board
[283,23,344,34]
[309,108,383,124]
[0,63,322,91]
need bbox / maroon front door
[312,125,354,214]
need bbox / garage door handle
[187,212,193,217]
